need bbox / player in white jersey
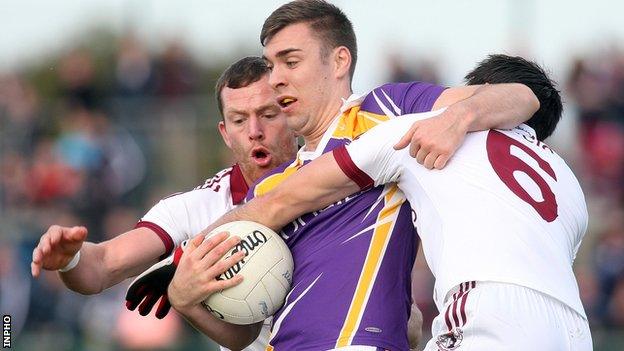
[29,57,299,351]
[338,116,590,350]
[192,55,592,350]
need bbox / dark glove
[125,240,189,319]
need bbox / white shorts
[424,281,592,351]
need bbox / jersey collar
[516,123,538,139]
[297,93,367,161]
[230,164,249,205]
[340,93,367,114]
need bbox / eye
[286,61,298,68]
[263,113,277,119]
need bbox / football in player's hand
[204,221,293,324]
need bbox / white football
[202,221,294,325]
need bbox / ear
[218,120,232,149]
[333,46,352,81]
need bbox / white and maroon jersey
[136,164,270,351]
[335,110,588,318]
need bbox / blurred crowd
[0,33,229,351]
[1,32,623,350]
[565,48,624,349]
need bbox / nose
[268,65,286,90]
[248,116,264,141]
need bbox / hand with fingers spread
[168,232,245,312]
[393,107,468,170]
[31,225,88,277]
[125,232,245,319]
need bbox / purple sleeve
[360,82,446,115]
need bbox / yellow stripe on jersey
[335,185,406,348]
[379,186,399,220]
[254,159,302,198]
[332,107,393,141]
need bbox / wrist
[448,102,474,134]
[175,302,203,317]
[59,250,81,272]
[168,283,192,311]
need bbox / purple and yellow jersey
[248,82,445,351]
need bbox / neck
[302,87,352,151]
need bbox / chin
[287,120,307,135]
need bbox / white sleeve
[342,125,404,187]
[137,194,193,255]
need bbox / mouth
[278,96,298,110]
[251,146,273,167]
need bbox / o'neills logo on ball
[216,230,268,280]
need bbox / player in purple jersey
[30,57,298,350]
[249,2,537,349]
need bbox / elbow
[60,275,104,295]
[220,341,243,351]
[220,324,261,351]
[521,83,540,116]
[222,339,253,351]
[79,286,104,295]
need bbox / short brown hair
[215,56,270,116]
[260,0,357,81]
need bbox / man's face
[263,23,337,138]
[218,75,298,184]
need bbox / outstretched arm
[31,225,165,294]
[35,224,262,349]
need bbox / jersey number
[486,130,558,222]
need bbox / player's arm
[432,82,538,128]
[194,153,361,237]
[31,225,165,294]
[261,152,364,228]
[396,83,539,169]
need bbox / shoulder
[360,83,409,116]
[360,81,446,115]
[193,166,235,193]
[158,166,237,209]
